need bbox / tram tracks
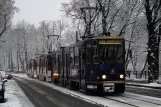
[121,95,161,106]
[103,96,139,107]
[103,93,161,107]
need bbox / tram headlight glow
[34,74,37,78]
[53,73,59,77]
[102,75,106,79]
[120,74,124,79]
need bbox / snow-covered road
[0,79,34,107]
[13,73,161,107]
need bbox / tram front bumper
[103,83,115,92]
[86,83,115,92]
[86,81,125,93]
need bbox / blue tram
[52,36,125,94]
[27,36,125,94]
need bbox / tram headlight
[34,74,37,78]
[102,75,106,79]
[53,73,59,77]
[120,74,124,79]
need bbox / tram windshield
[99,44,124,64]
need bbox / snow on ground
[145,82,161,87]
[126,74,161,88]
[13,73,161,107]
[0,78,34,107]
[127,81,161,88]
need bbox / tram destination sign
[99,40,121,44]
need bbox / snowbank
[0,79,34,107]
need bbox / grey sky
[13,0,69,26]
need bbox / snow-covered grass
[125,74,161,88]
[0,79,34,107]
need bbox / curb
[126,83,161,89]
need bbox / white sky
[13,0,69,26]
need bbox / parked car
[0,73,7,101]
[5,74,13,79]
[0,71,6,79]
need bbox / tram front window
[99,44,124,64]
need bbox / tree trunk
[147,28,159,81]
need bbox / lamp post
[47,35,59,52]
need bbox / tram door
[79,49,86,90]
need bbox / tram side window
[70,50,74,68]
[74,48,79,65]
[53,57,56,68]
[46,61,48,74]
[30,63,32,73]
[86,47,92,64]
[48,57,52,71]
[43,59,45,71]
[34,61,37,72]
[93,46,98,64]
[58,55,61,68]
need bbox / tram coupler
[103,83,115,93]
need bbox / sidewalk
[0,79,34,107]
[126,79,161,89]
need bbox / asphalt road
[125,85,161,98]
[14,77,101,107]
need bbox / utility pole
[47,35,59,52]
[80,6,99,39]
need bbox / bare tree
[144,0,161,81]
[62,0,100,38]
[0,0,17,37]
